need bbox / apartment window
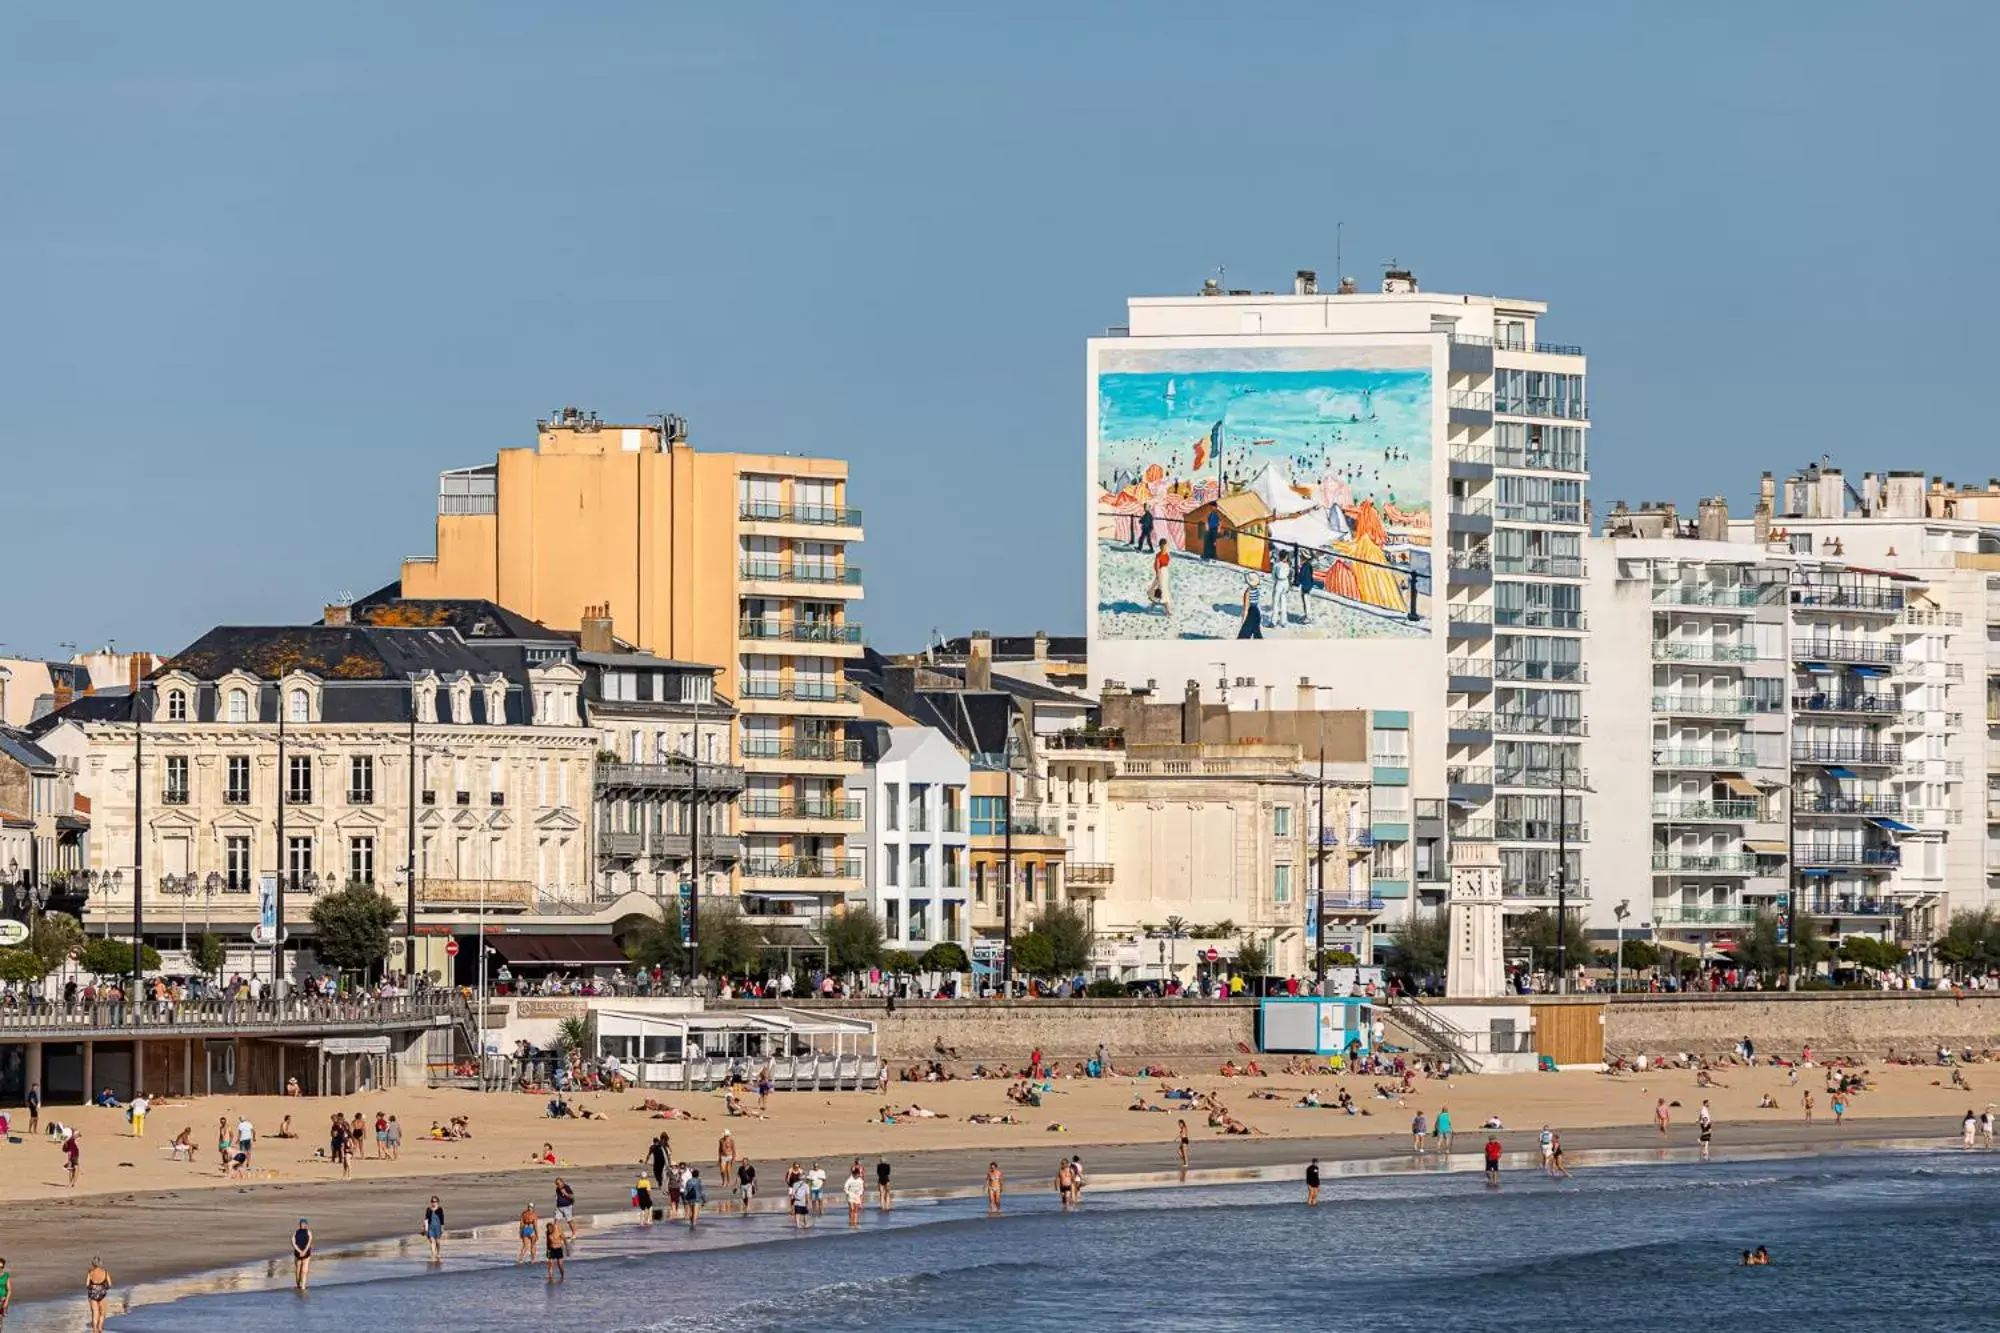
[163,754,190,804]
[286,835,314,887]
[286,754,313,804]
[944,845,964,889]
[909,783,930,832]
[288,688,310,722]
[348,835,375,886]
[225,835,251,892]
[1371,730,1409,766]
[1023,863,1036,904]
[1273,863,1293,904]
[908,899,930,943]
[970,795,1008,836]
[884,847,899,887]
[225,755,251,804]
[1273,804,1292,838]
[884,898,900,939]
[973,863,986,904]
[165,689,188,721]
[226,689,249,723]
[885,783,900,830]
[909,845,930,888]
[348,754,375,804]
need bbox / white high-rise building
[1087,266,1590,945]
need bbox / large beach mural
[1093,345,1433,641]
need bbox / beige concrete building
[399,407,866,921]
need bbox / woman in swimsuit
[84,1259,111,1333]
[518,1204,538,1263]
[986,1162,1004,1214]
[543,1220,566,1283]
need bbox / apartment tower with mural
[401,408,866,925]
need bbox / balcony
[1447,654,1493,690]
[1448,709,1493,740]
[1790,585,1906,614]
[1493,554,1587,579]
[741,856,866,881]
[1446,764,1493,796]
[1653,694,1760,716]
[740,737,863,763]
[1493,712,1588,737]
[1497,820,1588,843]
[1318,829,1377,849]
[1494,501,1589,527]
[1791,741,1900,766]
[1653,799,1762,822]
[1651,584,1767,608]
[1448,442,1493,479]
[1807,898,1902,917]
[1494,393,1589,421]
[1045,729,1126,753]
[1067,862,1115,888]
[739,798,864,822]
[162,788,191,806]
[1448,546,1493,585]
[1792,638,1901,666]
[1448,819,1494,841]
[1449,389,1493,413]
[1493,658,1587,685]
[597,760,748,794]
[1450,332,1587,358]
[1493,607,1587,631]
[1320,895,1389,912]
[1654,905,1759,926]
[739,679,863,704]
[1652,641,1757,664]
[1654,747,1757,769]
[1794,845,1901,868]
[1500,876,1589,900]
[1792,692,1904,718]
[599,831,643,858]
[738,619,864,645]
[1652,852,1762,874]
[738,500,863,528]
[738,560,864,587]
[1493,444,1588,474]
[1496,767,1589,790]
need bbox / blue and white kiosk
[1257,996,1375,1057]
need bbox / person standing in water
[422,1196,445,1263]
[876,1156,893,1210]
[543,1219,565,1283]
[291,1219,313,1290]
[1177,1118,1190,1168]
[1698,1101,1714,1160]
[844,1163,866,1226]
[84,1259,111,1333]
[683,1168,706,1230]
[517,1203,539,1262]
[1482,1136,1502,1189]
[1305,1157,1321,1206]
[987,1161,1004,1214]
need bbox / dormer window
[166,689,189,721]
[288,688,310,722]
[226,689,249,723]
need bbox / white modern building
[845,722,972,958]
[1087,265,1590,930]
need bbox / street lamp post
[1612,898,1630,995]
[131,680,150,979]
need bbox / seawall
[711,998,1257,1061]
[1602,991,2000,1058]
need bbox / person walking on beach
[987,1161,1004,1213]
[634,1174,655,1225]
[128,1092,148,1138]
[1483,1136,1502,1189]
[1305,1157,1321,1206]
[1411,1110,1428,1154]
[216,1116,233,1172]
[1803,1091,1815,1125]
[1177,1118,1190,1168]
[876,1156,893,1210]
[1698,1101,1713,1160]
[84,1259,111,1333]
[518,1204,539,1262]
[1539,1125,1555,1173]
[790,1172,813,1230]
[422,1196,445,1263]
[646,1134,668,1190]
[1549,1131,1571,1178]
[62,1128,79,1188]
[844,1163,866,1226]
[718,1130,736,1183]
[1055,1158,1074,1211]
[1655,1099,1671,1137]
[291,1218,313,1290]
[25,1083,37,1135]
[809,1160,827,1217]
[1981,1108,1995,1148]
[1964,1109,1978,1149]
[683,1168,706,1230]
[543,1219,565,1283]
[737,1158,757,1212]
[237,1115,255,1167]
[554,1177,576,1242]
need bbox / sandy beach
[0,1055,1990,1296]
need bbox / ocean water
[30,1151,2000,1333]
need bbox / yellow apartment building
[400,407,866,920]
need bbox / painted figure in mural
[1150,541,1172,616]
[1136,507,1155,552]
[1203,509,1221,561]
[1269,546,1292,625]
[1237,579,1264,639]
[1294,549,1316,625]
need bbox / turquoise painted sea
[19,1152,2000,1332]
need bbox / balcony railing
[1496,767,1589,789]
[1654,747,1757,769]
[1494,393,1589,421]
[1318,829,1377,848]
[162,789,191,806]
[1792,638,1902,666]
[1651,584,1768,607]
[1447,764,1493,788]
[738,560,864,586]
[1654,905,1758,926]
[1493,554,1586,579]
[597,760,748,792]
[1793,793,1903,817]
[1653,799,1762,821]
[1448,545,1493,572]
[738,619,865,645]
[1494,501,1589,526]
[1493,658,1587,684]
[1792,741,1901,766]
[738,501,863,527]
[1493,712,1588,737]
[1652,852,1763,873]
[1792,692,1903,717]
[1448,709,1493,734]
[739,738,864,763]
[741,856,865,880]
[1447,654,1493,681]
[1493,607,1587,631]
[1448,442,1494,466]
[1451,333,1586,358]
[1449,390,1493,412]
[1653,641,1758,663]
[1448,607,1492,633]
[1497,820,1588,843]
[1449,496,1493,519]
[1492,445,1587,474]
[739,798,864,821]
[1066,862,1115,887]
[1653,694,1760,716]
[1045,729,1126,752]
[1449,819,1494,841]
[1790,585,1906,612]
[739,679,862,703]
[1807,898,1901,917]
[1794,845,1901,868]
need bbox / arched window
[288,689,309,722]
[226,689,249,723]
[166,689,188,721]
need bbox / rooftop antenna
[1335,221,1343,284]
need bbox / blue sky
[2,2,1995,659]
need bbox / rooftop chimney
[323,601,352,627]
[1182,679,1202,744]
[1382,266,1418,294]
[1033,630,1049,662]
[1697,495,1730,543]
[580,603,616,655]
[967,629,993,691]
[1336,276,1358,294]
[1294,269,1319,296]
[1883,470,1924,518]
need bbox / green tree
[1314,948,1359,971]
[1619,938,1661,973]
[695,899,765,978]
[1840,935,1908,974]
[823,906,886,974]
[1936,909,2000,977]
[309,882,402,978]
[554,1015,591,1058]
[1728,908,1829,983]
[191,932,228,978]
[626,901,688,974]
[919,941,969,973]
[880,948,921,975]
[1027,903,1093,975]
[0,948,46,984]
[1009,932,1056,977]
[81,937,162,978]
[31,911,84,974]
[1234,936,1271,979]
[1385,909,1450,990]
[1506,909,1593,974]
